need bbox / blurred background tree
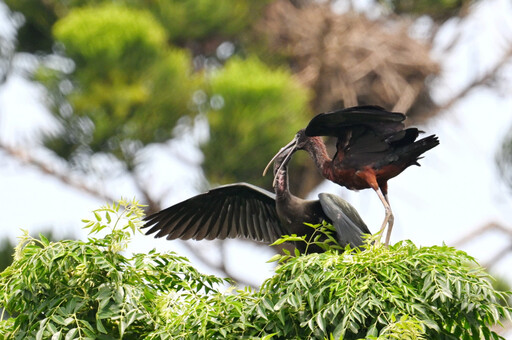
[1,0,512,319]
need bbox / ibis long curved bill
[262,137,297,178]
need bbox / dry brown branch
[452,221,512,248]
[0,140,254,283]
[482,243,512,269]
[257,1,512,125]
[452,221,512,269]
[132,170,161,215]
[257,0,440,117]
[434,46,512,116]
[0,141,112,202]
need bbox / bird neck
[304,136,332,172]
[273,166,291,200]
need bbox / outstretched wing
[318,193,371,248]
[305,105,405,137]
[143,183,286,243]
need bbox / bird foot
[377,210,394,247]
[384,213,394,246]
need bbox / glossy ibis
[265,105,439,246]
[143,150,370,253]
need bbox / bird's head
[262,128,321,190]
[293,128,311,150]
[263,130,301,178]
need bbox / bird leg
[383,193,394,246]
[356,169,394,246]
[374,187,393,246]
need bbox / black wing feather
[186,198,223,240]
[194,198,225,240]
[143,183,284,243]
[306,105,405,137]
[241,199,253,239]
[318,193,370,248]
[209,198,231,240]
[227,196,241,239]
[258,198,279,240]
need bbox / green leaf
[261,297,274,310]
[267,254,283,263]
[47,322,58,334]
[332,321,345,340]
[316,312,326,332]
[65,328,78,340]
[39,234,50,246]
[256,304,268,321]
[36,322,45,340]
[94,211,102,222]
[96,317,107,334]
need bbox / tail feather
[399,134,439,164]
[375,134,439,169]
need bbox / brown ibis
[143,149,370,254]
[265,105,439,246]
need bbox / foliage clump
[53,4,167,68]
[204,56,311,185]
[137,0,269,42]
[255,238,512,339]
[19,2,310,183]
[37,5,200,165]
[0,202,511,339]
[0,200,226,339]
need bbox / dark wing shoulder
[143,183,285,243]
[318,193,371,248]
[305,105,405,137]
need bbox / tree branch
[0,142,113,202]
[0,141,259,284]
[435,46,512,115]
[132,169,161,215]
[452,221,512,248]
[482,243,512,269]
[452,221,512,270]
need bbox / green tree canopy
[1,202,510,339]
[1,0,459,198]
[204,57,310,185]
[38,5,200,164]
[136,0,268,43]
[5,0,307,186]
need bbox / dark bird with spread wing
[143,147,370,253]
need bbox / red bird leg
[356,170,394,245]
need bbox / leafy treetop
[0,200,510,339]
